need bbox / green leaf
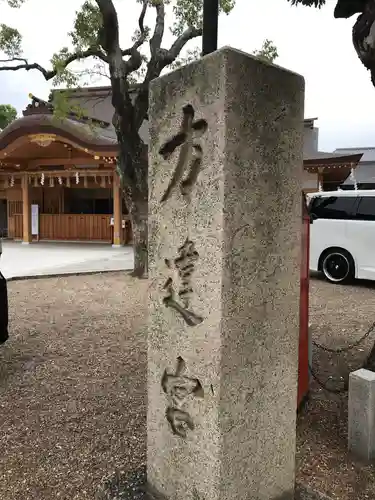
[169,46,201,70]
[170,38,278,74]
[0,103,17,129]
[253,39,278,64]
[286,0,325,6]
[51,89,91,128]
[1,0,26,7]
[0,24,22,57]
[50,48,80,87]
[0,1,26,58]
[171,0,235,37]
[69,0,102,51]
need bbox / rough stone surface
[148,47,304,500]
[348,368,375,460]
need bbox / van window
[356,197,375,221]
[309,196,357,220]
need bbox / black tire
[320,249,354,284]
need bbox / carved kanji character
[163,239,203,326]
[162,357,204,438]
[159,104,208,203]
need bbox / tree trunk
[131,210,148,278]
[364,342,375,372]
[101,19,149,280]
[119,143,148,280]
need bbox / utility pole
[202,0,219,56]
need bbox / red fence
[298,194,310,409]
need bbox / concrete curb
[6,269,132,282]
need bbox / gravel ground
[2,272,375,499]
[0,273,148,500]
[297,276,375,500]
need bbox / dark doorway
[0,200,8,238]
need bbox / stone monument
[348,368,375,461]
[148,47,304,500]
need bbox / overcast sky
[0,0,373,151]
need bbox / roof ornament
[23,94,53,117]
[23,92,111,128]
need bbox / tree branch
[95,0,146,201]
[0,60,50,76]
[0,47,108,80]
[96,0,145,75]
[149,0,165,56]
[96,0,121,54]
[119,0,148,71]
[120,0,148,56]
[165,26,202,63]
[94,0,139,138]
[0,56,27,63]
[57,46,109,66]
[133,25,202,131]
[137,0,148,49]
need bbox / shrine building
[0,90,134,245]
[302,117,362,192]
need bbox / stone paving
[0,240,134,279]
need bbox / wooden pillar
[21,174,31,244]
[113,172,122,247]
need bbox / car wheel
[321,250,354,284]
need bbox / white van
[307,189,375,284]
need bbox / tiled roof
[343,164,375,184]
[303,151,356,161]
[0,113,118,154]
[334,147,375,162]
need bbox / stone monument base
[97,469,335,500]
